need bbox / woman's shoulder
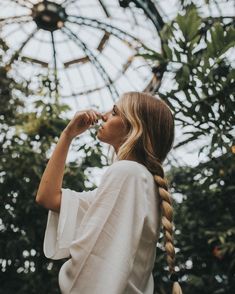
[106,160,151,178]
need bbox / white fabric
[43,160,161,294]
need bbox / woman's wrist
[61,129,75,142]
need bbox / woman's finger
[92,110,100,120]
[85,113,90,123]
[94,111,102,118]
[75,109,100,126]
[86,111,95,124]
[90,111,97,122]
[88,110,99,123]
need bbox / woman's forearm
[35,109,101,211]
[35,131,73,210]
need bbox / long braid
[153,162,182,294]
[115,91,182,292]
[154,174,175,270]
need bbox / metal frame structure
[1,0,233,107]
[0,0,165,106]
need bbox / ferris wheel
[0,0,172,110]
[0,0,233,110]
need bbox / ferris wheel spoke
[63,86,105,99]
[0,18,32,29]
[99,50,142,90]
[134,0,164,31]
[61,0,77,8]
[213,0,224,15]
[62,25,119,100]
[7,27,38,67]
[67,15,146,49]
[98,0,110,17]
[17,0,34,6]
[51,31,59,96]
[89,57,106,108]
[11,0,32,9]
[0,15,32,26]
[23,0,34,6]
[63,39,99,107]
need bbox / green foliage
[176,6,201,42]
[171,152,235,293]
[0,57,105,292]
[137,3,235,294]
[138,5,235,158]
[1,2,234,294]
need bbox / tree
[0,41,106,292]
[138,4,235,294]
[171,152,235,293]
[1,2,234,293]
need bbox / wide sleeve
[58,162,148,294]
[43,187,98,260]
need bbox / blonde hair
[115,91,182,294]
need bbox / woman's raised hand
[63,109,103,139]
[36,109,104,211]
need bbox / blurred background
[0,0,234,293]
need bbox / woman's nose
[101,114,107,122]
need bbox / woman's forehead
[104,103,120,113]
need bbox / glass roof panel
[0,0,163,110]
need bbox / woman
[36,92,183,294]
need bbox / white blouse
[43,160,161,294]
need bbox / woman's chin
[96,129,104,141]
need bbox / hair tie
[170,272,179,282]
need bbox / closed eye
[112,105,118,116]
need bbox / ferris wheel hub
[32,1,67,32]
